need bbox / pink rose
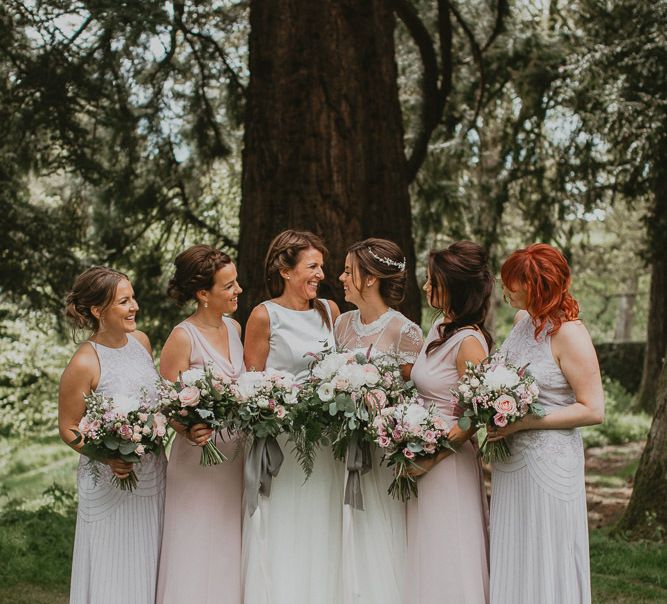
[138,413,148,422]
[78,417,90,435]
[135,444,146,456]
[392,428,403,440]
[432,416,448,432]
[493,394,517,415]
[275,405,286,419]
[268,399,276,411]
[364,389,388,411]
[119,424,133,440]
[423,444,436,455]
[178,386,201,407]
[131,432,143,443]
[493,413,508,427]
[178,409,188,416]
[403,448,415,460]
[90,420,101,433]
[378,435,391,448]
[152,413,168,438]
[169,390,179,401]
[423,429,437,444]
[212,381,224,393]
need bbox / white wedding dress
[242,300,344,604]
[334,308,424,604]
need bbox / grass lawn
[0,436,665,603]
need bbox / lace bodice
[334,308,423,365]
[91,335,159,411]
[500,313,576,414]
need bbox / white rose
[256,396,270,409]
[482,366,520,391]
[181,368,205,386]
[312,353,350,380]
[458,384,471,394]
[362,364,381,386]
[403,403,429,428]
[469,377,480,388]
[236,371,265,399]
[337,363,367,390]
[317,382,335,402]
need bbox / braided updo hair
[346,238,407,307]
[64,266,129,340]
[167,245,232,306]
[426,241,494,354]
[264,230,331,329]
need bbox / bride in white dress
[242,230,343,604]
[335,238,423,604]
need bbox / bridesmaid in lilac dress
[407,241,494,603]
[487,244,604,604]
[156,245,244,604]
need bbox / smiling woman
[58,266,166,604]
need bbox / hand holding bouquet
[455,353,544,463]
[73,390,168,491]
[157,364,238,466]
[371,400,454,501]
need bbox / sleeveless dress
[407,325,490,604]
[490,314,590,604]
[69,335,167,604]
[334,309,423,604]
[156,318,244,604]
[242,300,344,604]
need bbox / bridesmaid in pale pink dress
[407,241,493,603]
[156,245,244,604]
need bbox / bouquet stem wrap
[244,436,284,516]
[344,432,372,510]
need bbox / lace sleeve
[396,321,424,364]
[334,311,353,348]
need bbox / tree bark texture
[613,275,638,343]
[237,0,420,326]
[618,358,667,538]
[637,157,667,413]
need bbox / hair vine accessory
[367,247,406,271]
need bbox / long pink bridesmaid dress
[156,318,244,604]
[407,325,490,603]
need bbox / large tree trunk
[613,274,638,343]
[237,0,420,327]
[618,358,667,538]
[637,160,667,412]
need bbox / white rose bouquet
[371,400,453,501]
[227,369,299,516]
[297,348,418,508]
[455,353,544,463]
[156,364,238,466]
[72,390,168,491]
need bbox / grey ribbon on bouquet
[344,431,373,510]
[244,436,284,517]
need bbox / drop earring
[204,302,208,308]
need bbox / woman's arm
[160,326,212,446]
[410,335,487,475]
[58,346,133,478]
[243,304,270,371]
[488,321,604,441]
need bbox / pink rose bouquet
[371,400,453,501]
[73,390,168,491]
[156,364,238,466]
[454,353,543,463]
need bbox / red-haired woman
[488,243,604,604]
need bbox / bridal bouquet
[72,390,168,491]
[156,364,238,466]
[228,369,299,516]
[297,348,417,508]
[371,401,453,501]
[455,353,543,463]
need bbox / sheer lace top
[500,312,576,414]
[334,308,423,365]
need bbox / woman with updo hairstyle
[406,241,493,603]
[59,266,166,604]
[487,243,604,604]
[156,244,244,604]
[242,230,343,604]
[335,237,423,604]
